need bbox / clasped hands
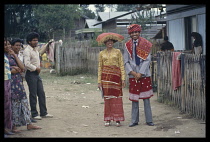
[130,71,142,82]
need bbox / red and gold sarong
[101,65,124,121]
[129,77,153,101]
[101,65,123,98]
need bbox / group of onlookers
[4,32,53,138]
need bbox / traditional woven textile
[125,37,153,60]
[101,65,123,98]
[96,32,124,45]
[104,97,124,121]
[129,77,153,101]
[172,52,182,90]
[127,24,142,34]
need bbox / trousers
[131,98,153,124]
[25,70,48,117]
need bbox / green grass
[40,69,98,85]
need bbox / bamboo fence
[156,51,206,121]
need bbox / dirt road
[8,69,205,138]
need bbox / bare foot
[27,124,42,130]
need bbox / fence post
[56,43,61,74]
[181,53,185,112]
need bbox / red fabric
[104,97,124,121]
[101,65,122,97]
[127,24,142,34]
[129,77,153,101]
[125,37,153,60]
[172,52,182,90]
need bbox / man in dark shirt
[160,36,174,51]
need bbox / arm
[123,47,133,75]
[8,49,25,71]
[118,50,125,81]
[98,52,103,87]
[11,68,20,74]
[38,44,48,56]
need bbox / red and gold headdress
[127,24,142,34]
[96,32,124,45]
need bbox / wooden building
[166,5,206,54]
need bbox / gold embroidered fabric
[98,48,125,83]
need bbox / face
[4,40,11,53]
[105,40,114,48]
[11,42,21,54]
[130,31,140,40]
[29,38,38,47]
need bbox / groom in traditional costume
[123,24,154,127]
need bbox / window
[184,16,197,50]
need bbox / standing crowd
[4,23,203,137]
[4,32,53,137]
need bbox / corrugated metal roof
[98,12,132,21]
[85,19,102,28]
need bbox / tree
[80,4,96,19]
[116,4,136,11]
[94,4,105,16]
[4,4,36,39]
[33,4,81,40]
[131,9,155,31]
[105,4,117,12]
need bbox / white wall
[197,14,206,55]
[168,18,185,50]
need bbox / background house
[166,5,206,54]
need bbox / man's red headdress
[127,24,142,34]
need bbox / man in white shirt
[23,32,53,120]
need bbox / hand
[122,80,126,88]
[98,83,102,89]
[12,66,21,73]
[36,67,41,74]
[135,73,142,81]
[8,49,15,56]
[130,71,137,77]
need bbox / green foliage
[80,4,96,19]
[4,4,82,42]
[4,4,35,39]
[131,10,155,30]
[33,4,81,36]
[116,4,136,11]
[90,31,104,47]
[94,4,105,16]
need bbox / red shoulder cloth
[125,37,152,60]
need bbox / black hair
[164,36,168,41]
[191,32,203,47]
[26,32,40,44]
[104,39,117,44]
[11,38,23,46]
[4,37,11,44]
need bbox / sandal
[27,124,42,130]
[116,121,121,127]
[104,121,111,126]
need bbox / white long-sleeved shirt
[23,45,40,72]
